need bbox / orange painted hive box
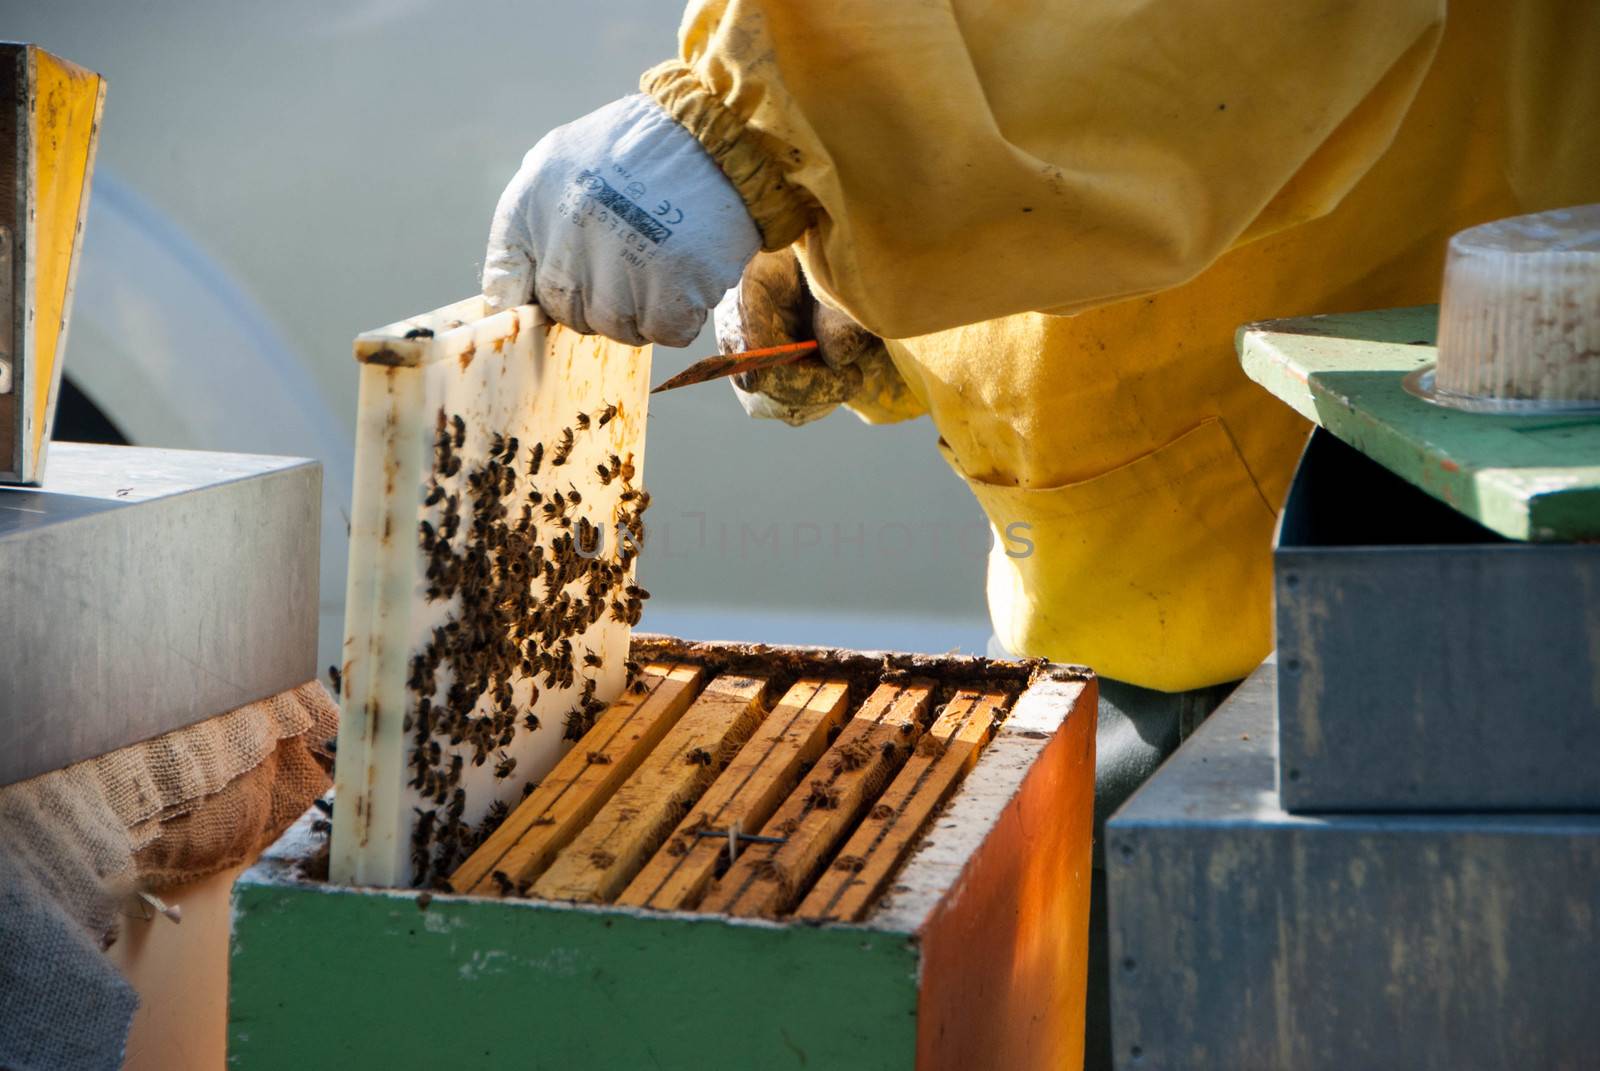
[229,636,1096,1071]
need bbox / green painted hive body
[229,642,1096,1071]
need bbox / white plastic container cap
[1427,204,1600,411]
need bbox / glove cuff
[643,60,816,252]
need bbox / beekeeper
[482,0,1600,1063]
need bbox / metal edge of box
[0,44,27,481]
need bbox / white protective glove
[483,95,761,347]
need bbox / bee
[551,428,575,466]
[407,654,434,694]
[597,404,618,427]
[567,488,582,506]
[442,454,461,478]
[563,708,589,741]
[522,712,541,732]
[451,414,466,448]
[419,520,436,551]
[493,751,517,779]
[311,817,332,836]
[424,481,445,507]
[582,650,602,669]
[806,782,842,810]
[624,659,642,678]
[414,807,437,843]
[491,870,515,895]
[503,436,519,461]
[313,797,334,817]
[628,678,649,695]
[685,747,713,767]
[327,663,343,694]
[527,441,544,475]
[490,431,506,457]
[575,411,591,431]
[596,463,614,485]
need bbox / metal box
[1274,429,1600,811]
[0,442,320,786]
[1108,662,1600,1071]
[231,638,1097,1071]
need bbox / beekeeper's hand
[716,250,910,427]
[483,95,761,347]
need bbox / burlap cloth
[0,681,339,1071]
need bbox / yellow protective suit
[645,1,1600,691]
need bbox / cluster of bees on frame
[402,402,652,886]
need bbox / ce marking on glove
[654,200,684,226]
[572,169,672,244]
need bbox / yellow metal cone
[0,43,104,483]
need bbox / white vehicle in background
[59,175,355,670]
[31,0,995,676]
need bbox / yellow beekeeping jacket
[646,1,1600,691]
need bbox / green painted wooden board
[1237,306,1600,541]
[230,851,920,1070]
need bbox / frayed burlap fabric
[0,681,338,1071]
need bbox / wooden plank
[618,678,852,911]
[448,663,703,894]
[702,680,931,919]
[1238,305,1600,541]
[794,689,1007,922]
[910,675,1095,1071]
[230,858,923,1071]
[533,674,770,903]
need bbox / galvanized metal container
[1108,663,1600,1071]
[0,442,320,786]
[1274,429,1600,812]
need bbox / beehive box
[1275,430,1600,812]
[1109,662,1600,1070]
[230,637,1096,1071]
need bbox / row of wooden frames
[450,663,1012,921]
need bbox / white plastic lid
[1431,204,1600,410]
